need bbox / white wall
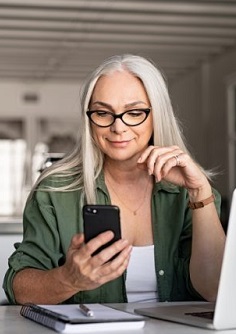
[0,81,81,117]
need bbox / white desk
[0,303,235,334]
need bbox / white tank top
[126,245,159,302]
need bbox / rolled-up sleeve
[3,192,64,304]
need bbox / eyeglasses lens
[89,109,149,127]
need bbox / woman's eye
[127,110,143,117]
[96,111,109,118]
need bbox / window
[0,120,26,216]
[0,117,78,218]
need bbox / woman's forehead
[91,71,148,104]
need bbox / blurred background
[1,0,236,303]
[0,0,236,221]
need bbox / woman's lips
[107,139,131,148]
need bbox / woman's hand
[60,232,132,293]
[12,232,131,305]
[138,145,225,301]
[138,145,211,200]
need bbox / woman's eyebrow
[124,101,149,108]
[91,101,148,109]
[90,101,112,109]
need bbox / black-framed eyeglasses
[86,108,151,127]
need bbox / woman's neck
[104,159,149,183]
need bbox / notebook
[20,303,145,333]
[135,188,236,330]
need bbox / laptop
[135,189,236,330]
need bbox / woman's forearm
[13,267,77,305]
[189,194,226,301]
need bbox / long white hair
[31,54,195,203]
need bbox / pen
[79,304,94,317]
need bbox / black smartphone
[83,204,121,257]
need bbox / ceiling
[0,0,236,84]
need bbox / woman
[3,54,225,305]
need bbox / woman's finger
[138,145,181,176]
[92,244,132,285]
[90,238,130,265]
[83,230,115,258]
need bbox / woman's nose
[110,118,128,133]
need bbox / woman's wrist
[56,266,79,296]
[188,193,215,210]
[187,183,213,203]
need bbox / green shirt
[3,174,221,304]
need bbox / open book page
[39,303,144,322]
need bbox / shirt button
[159,270,165,276]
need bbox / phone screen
[83,204,121,257]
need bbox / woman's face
[89,70,153,163]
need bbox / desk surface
[0,303,235,334]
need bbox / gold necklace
[105,174,150,215]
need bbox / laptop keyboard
[185,311,214,320]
